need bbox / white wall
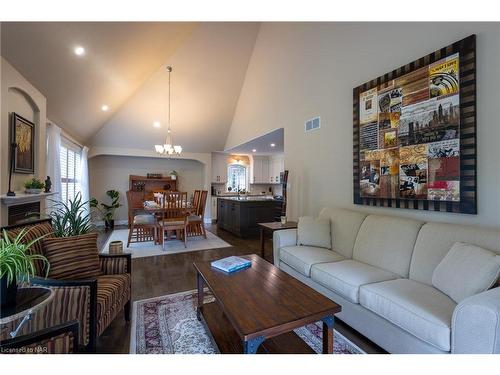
[88,154,205,222]
[1,57,47,225]
[225,22,500,228]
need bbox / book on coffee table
[211,256,251,273]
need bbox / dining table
[142,199,195,243]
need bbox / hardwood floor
[95,224,385,354]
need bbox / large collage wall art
[353,35,477,214]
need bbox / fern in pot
[0,229,50,307]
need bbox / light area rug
[130,289,364,354]
[101,229,231,259]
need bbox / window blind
[60,137,82,205]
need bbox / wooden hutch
[128,175,178,224]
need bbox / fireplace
[8,202,41,225]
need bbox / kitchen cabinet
[212,153,228,183]
[251,156,269,184]
[249,154,285,185]
[217,197,279,237]
[211,196,218,221]
[268,155,284,184]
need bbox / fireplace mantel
[0,192,57,207]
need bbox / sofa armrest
[451,286,500,353]
[272,229,297,266]
[99,253,131,275]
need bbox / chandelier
[155,66,182,156]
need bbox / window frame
[226,163,248,193]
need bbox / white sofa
[273,207,500,354]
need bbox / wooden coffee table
[193,254,341,354]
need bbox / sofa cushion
[297,216,331,249]
[318,207,368,258]
[432,242,500,303]
[43,232,102,280]
[280,245,344,277]
[133,214,156,225]
[352,215,423,277]
[410,222,500,286]
[310,260,399,303]
[359,279,456,352]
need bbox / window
[227,164,247,192]
[60,137,82,205]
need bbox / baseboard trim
[93,219,128,228]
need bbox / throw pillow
[297,216,331,249]
[43,232,102,280]
[432,242,500,303]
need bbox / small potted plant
[90,189,121,230]
[0,229,50,308]
[24,178,45,194]
[169,170,178,180]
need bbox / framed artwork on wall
[11,112,35,174]
[353,34,477,214]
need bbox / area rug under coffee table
[130,290,364,354]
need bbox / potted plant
[90,189,121,230]
[169,170,178,180]
[0,229,50,307]
[24,178,45,194]
[48,192,94,237]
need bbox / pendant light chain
[155,65,182,156]
[167,66,171,135]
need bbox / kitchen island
[217,196,282,238]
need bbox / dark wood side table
[0,287,54,339]
[258,221,298,259]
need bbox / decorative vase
[109,241,123,254]
[170,174,177,180]
[0,275,18,308]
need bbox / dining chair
[126,190,145,229]
[126,190,159,247]
[192,190,201,214]
[159,191,188,249]
[187,190,208,239]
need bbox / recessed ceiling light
[270,143,276,147]
[101,104,109,112]
[74,46,85,56]
[252,149,257,153]
[153,121,161,128]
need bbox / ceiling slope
[89,22,260,153]
[1,22,196,142]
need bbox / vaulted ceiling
[1,22,260,152]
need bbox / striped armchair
[1,219,132,352]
